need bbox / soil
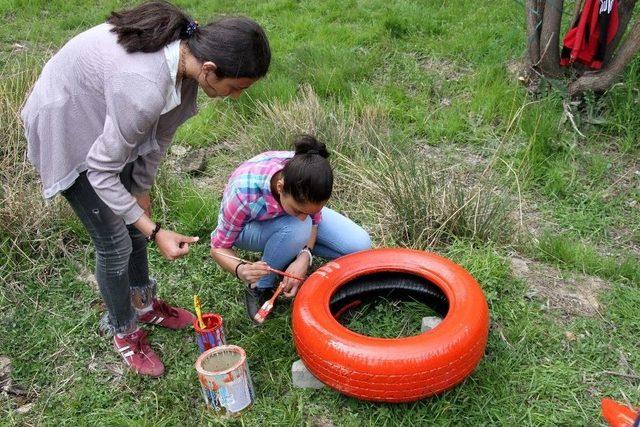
[510,255,610,319]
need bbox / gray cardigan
[21,23,198,224]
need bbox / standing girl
[21,1,270,376]
[210,135,371,323]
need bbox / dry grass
[236,84,390,158]
[339,145,514,249]
[225,85,514,249]
[0,54,64,287]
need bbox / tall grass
[340,146,514,248]
[234,84,390,158]
[0,54,65,289]
[209,85,514,249]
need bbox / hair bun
[293,134,330,158]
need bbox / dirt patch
[417,141,489,171]
[510,200,559,239]
[1,356,35,413]
[87,355,124,383]
[504,58,542,93]
[164,142,241,192]
[420,56,471,82]
[311,416,335,427]
[510,256,610,319]
[604,225,640,258]
[76,269,98,290]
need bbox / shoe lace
[152,299,179,318]
[126,330,151,354]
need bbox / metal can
[195,345,255,415]
[193,313,226,353]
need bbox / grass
[1,0,639,425]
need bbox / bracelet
[299,246,313,265]
[235,261,247,280]
[146,223,161,243]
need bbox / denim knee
[94,229,133,275]
[279,216,312,249]
[348,228,372,253]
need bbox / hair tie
[185,21,199,38]
[306,149,320,155]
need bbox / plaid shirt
[210,151,323,248]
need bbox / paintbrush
[193,294,206,329]
[211,250,305,282]
[253,282,287,324]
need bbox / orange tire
[292,248,489,403]
[602,398,640,427]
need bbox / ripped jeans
[61,163,154,334]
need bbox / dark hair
[281,135,333,204]
[107,1,271,79]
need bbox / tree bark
[539,0,565,77]
[526,0,544,66]
[569,16,640,95]
[604,0,638,64]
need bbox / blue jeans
[234,207,372,289]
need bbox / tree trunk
[526,0,544,66]
[604,0,638,64]
[521,0,639,96]
[569,16,640,95]
[539,0,565,77]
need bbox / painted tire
[601,398,640,427]
[292,248,489,403]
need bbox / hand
[135,193,152,218]
[282,256,309,298]
[154,229,199,260]
[237,261,270,285]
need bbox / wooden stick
[211,250,305,282]
[211,250,247,264]
[266,266,304,282]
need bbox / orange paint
[602,398,639,427]
[292,248,489,402]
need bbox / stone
[170,144,188,156]
[179,149,207,175]
[16,403,34,414]
[292,359,325,389]
[421,316,442,332]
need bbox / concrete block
[421,316,442,332]
[292,359,325,389]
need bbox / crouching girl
[210,135,371,323]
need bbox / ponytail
[281,135,333,204]
[108,1,271,78]
[107,1,191,53]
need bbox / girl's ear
[202,61,217,73]
[276,178,284,194]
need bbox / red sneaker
[113,329,164,377]
[138,299,195,330]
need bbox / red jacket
[560,0,619,69]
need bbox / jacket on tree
[560,0,619,69]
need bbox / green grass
[2,0,640,425]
